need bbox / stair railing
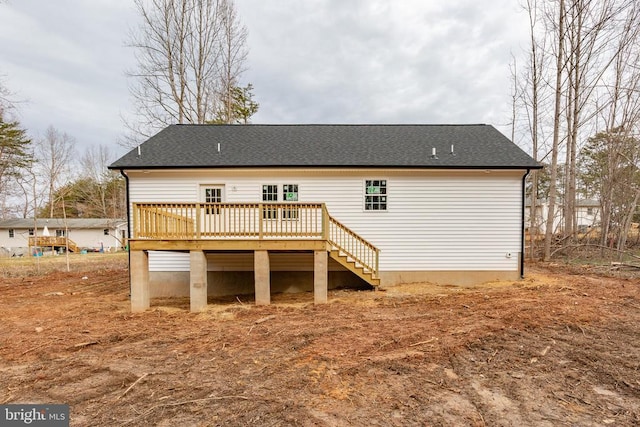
[323,205,380,279]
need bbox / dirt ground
[1,254,639,426]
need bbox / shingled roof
[109,124,541,170]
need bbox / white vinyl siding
[146,252,348,272]
[380,176,521,270]
[127,169,524,272]
[146,251,191,271]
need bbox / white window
[28,228,34,236]
[283,184,298,201]
[365,179,387,211]
[205,187,222,203]
[282,184,299,219]
[262,184,278,219]
[103,229,109,236]
[8,229,14,238]
[201,185,224,214]
[56,229,66,237]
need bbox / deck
[28,236,79,253]
[129,202,380,312]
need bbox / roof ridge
[173,123,488,127]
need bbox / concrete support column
[254,250,271,305]
[314,250,328,304]
[130,250,150,312]
[190,250,208,313]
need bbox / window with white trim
[28,228,34,236]
[204,186,223,214]
[8,229,14,238]
[282,184,299,219]
[56,229,66,237]
[205,187,222,203]
[283,184,298,202]
[262,184,278,219]
[365,179,387,211]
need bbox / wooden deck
[29,236,79,253]
[131,202,380,285]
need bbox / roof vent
[431,147,438,159]
[450,144,456,156]
[217,143,221,153]
[137,145,141,157]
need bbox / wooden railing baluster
[131,202,379,280]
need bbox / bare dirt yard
[1,254,639,426]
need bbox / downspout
[521,169,531,279]
[120,169,131,295]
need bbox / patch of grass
[0,252,128,277]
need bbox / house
[525,199,600,235]
[577,199,601,232]
[109,124,541,312]
[0,218,127,256]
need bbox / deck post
[190,250,208,313]
[375,249,379,279]
[254,250,270,305]
[130,250,150,312]
[314,250,328,304]
[321,204,329,240]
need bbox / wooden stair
[66,239,79,252]
[329,250,380,287]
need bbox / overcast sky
[0,0,530,160]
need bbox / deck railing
[132,202,379,278]
[326,209,379,278]
[134,203,197,239]
[28,236,79,252]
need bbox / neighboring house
[109,124,541,312]
[577,200,600,232]
[525,199,600,235]
[0,218,127,256]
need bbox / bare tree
[543,0,566,261]
[36,126,76,217]
[14,145,39,219]
[517,0,551,259]
[517,0,639,260]
[217,0,248,124]
[588,1,640,255]
[0,79,11,117]
[80,145,117,217]
[560,0,632,243]
[126,0,252,144]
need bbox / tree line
[514,0,640,260]
[0,112,126,220]
[1,0,257,220]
